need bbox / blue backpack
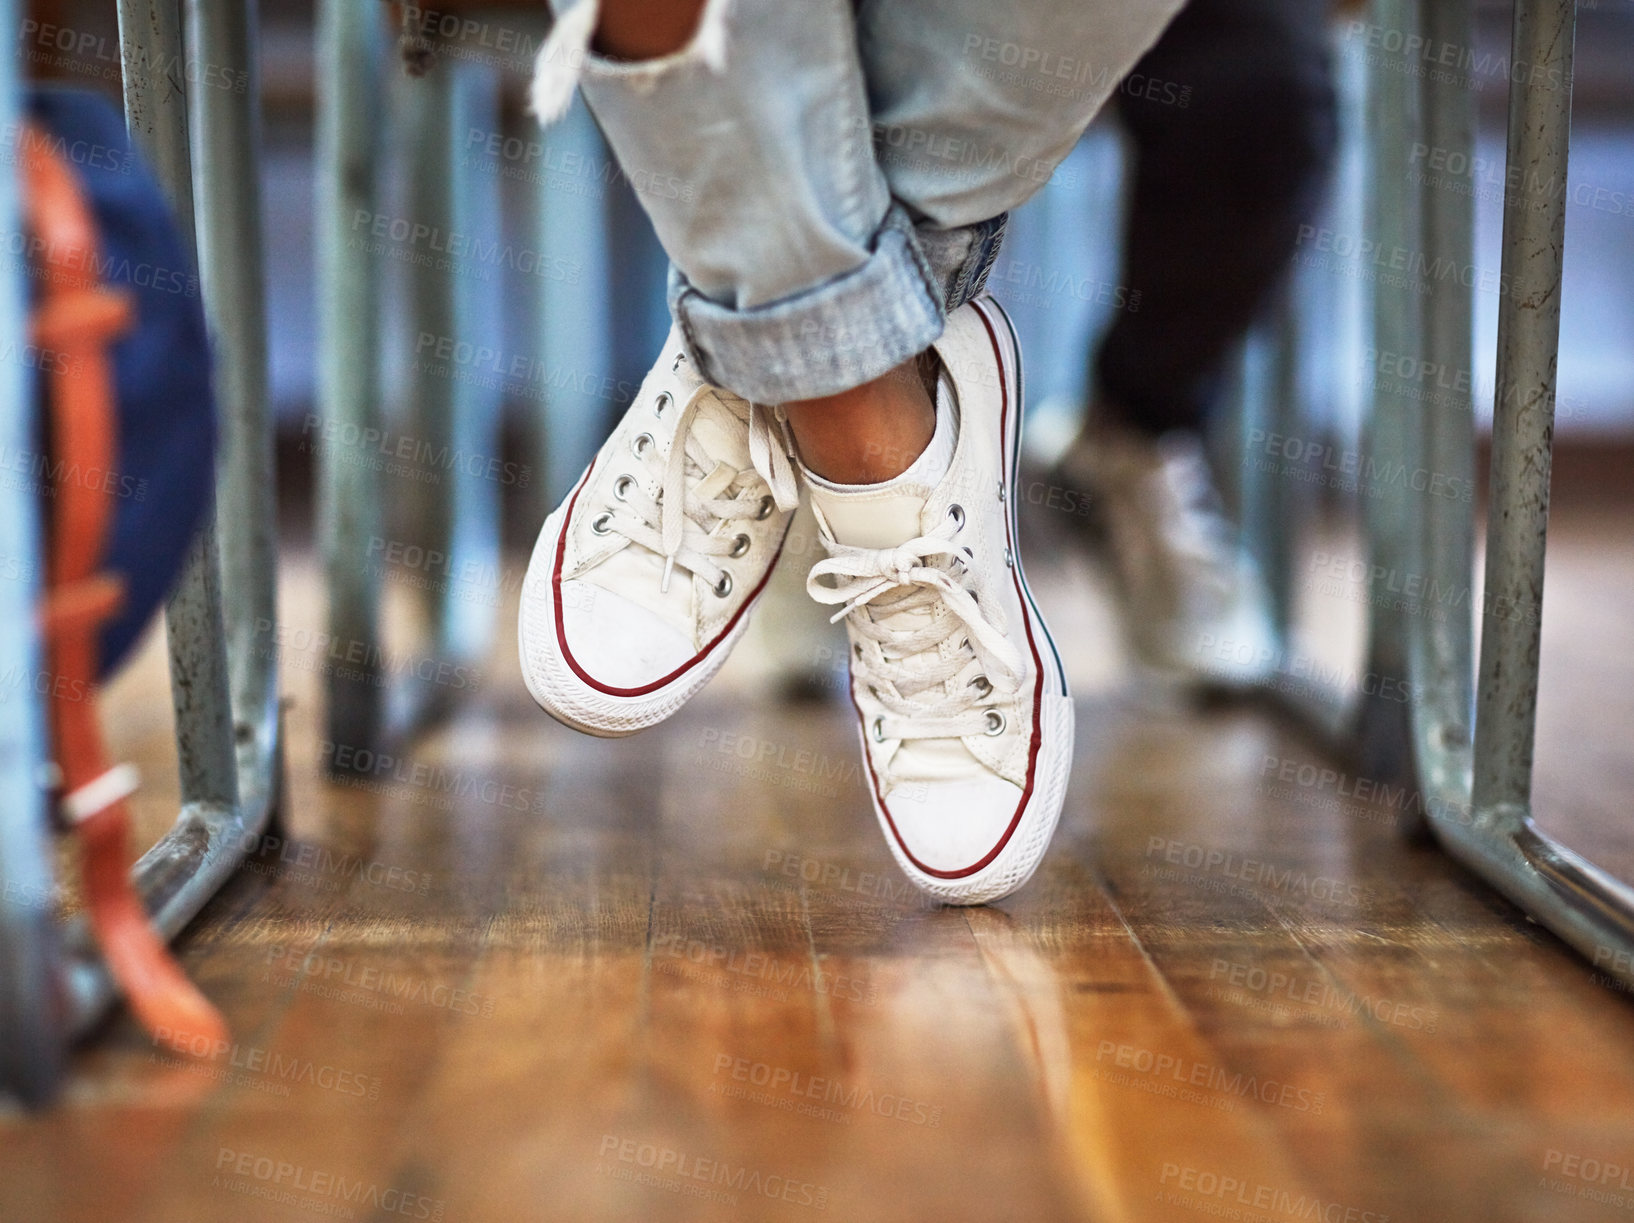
[22,86,228,1051]
[26,85,216,673]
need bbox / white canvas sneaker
[1053,422,1277,686]
[803,297,1073,906]
[519,327,799,736]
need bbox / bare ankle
[592,0,706,60]
[785,358,937,484]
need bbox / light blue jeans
[535,0,1185,402]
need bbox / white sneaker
[1053,422,1277,686]
[803,298,1073,906]
[519,327,799,736]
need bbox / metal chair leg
[317,20,502,766]
[1234,28,1365,755]
[393,58,502,733]
[1243,0,1461,799]
[1230,302,1304,640]
[316,0,388,763]
[536,96,617,506]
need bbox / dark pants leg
[1094,0,1338,437]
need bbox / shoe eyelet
[730,533,751,558]
[947,504,965,529]
[713,572,733,599]
[853,643,863,661]
[983,709,1006,736]
[613,475,634,501]
[654,392,672,417]
[632,432,655,458]
[755,495,775,520]
[871,715,886,743]
[590,512,614,536]
[672,352,686,372]
[970,675,992,696]
[1004,547,1014,568]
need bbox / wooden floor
[4,491,1634,1223]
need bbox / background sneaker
[804,298,1073,906]
[1051,420,1278,687]
[519,328,798,736]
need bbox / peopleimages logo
[763,849,924,909]
[153,1028,382,1100]
[302,410,529,489]
[1144,836,1368,907]
[1542,1149,1634,1191]
[1095,1041,1326,1113]
[226,827,433,896]
[696,728,860,794]
[263,946,496,1018]
[1206,958,1439,1032]
[1158,1164,1389,1222]
[960,34,1191,108]
[255,618,481,695]
[597,1135,829,1211]
[710,1054,943,1127]
[1294,223,1513,297]
[651,933,879,1005]
[1343,19,1571,93]
[212,1148,444,1219]
[1247,424,1474,504]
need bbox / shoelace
[807,509,1024,743]
[602,382,799,595]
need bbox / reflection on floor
[3,496,1633,1223]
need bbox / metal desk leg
[51,0,282,1047]
[188,0,281,796]
[115,0,238,818]
[1401,0,1477,837]
[1471,0,1571,834]
[1417,0,1634,987]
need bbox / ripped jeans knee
[531,0,732,124]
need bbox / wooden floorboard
[3,500,1633,1223]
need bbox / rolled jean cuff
[918,213,1008,313]
[668,203,945,403]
